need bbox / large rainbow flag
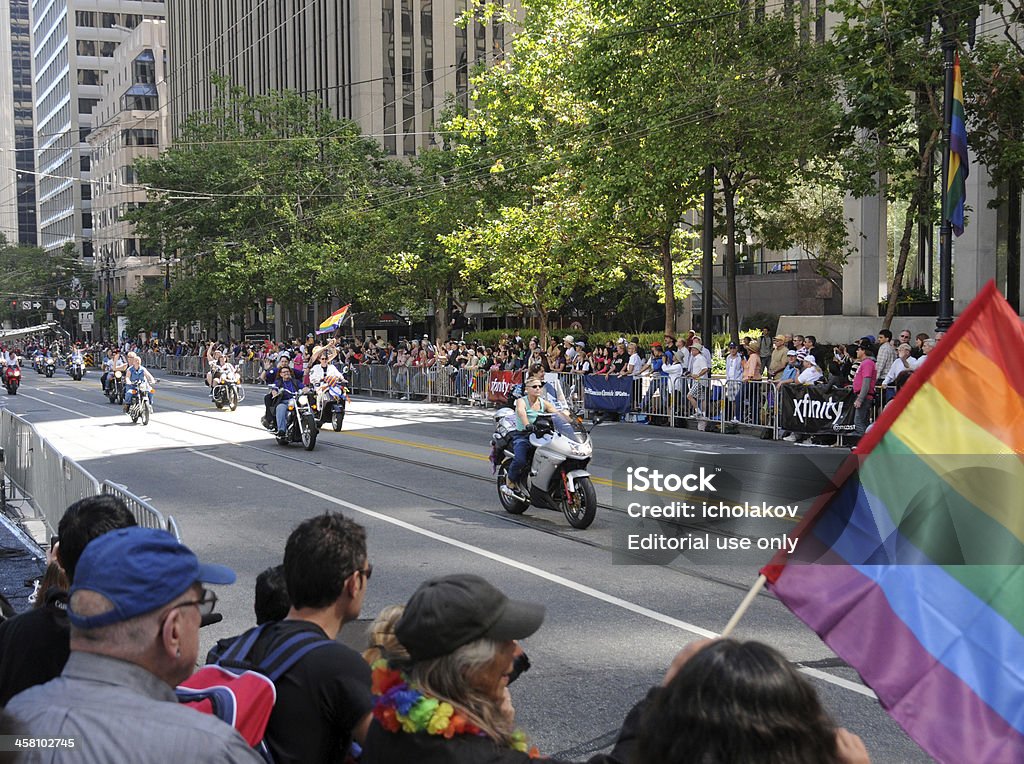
[762,281,1024,763]
[316,304,351,335]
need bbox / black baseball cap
[396,574,545,661]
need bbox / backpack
[177,622,331,762]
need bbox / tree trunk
[1008,175,1021,313]
[884,130,939,330]
[534,279,548,347]
[434,285,449,343]
[660,230,676,337]
[722,177,740,344]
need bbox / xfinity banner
[584,375,633,414]
[487,370,523,403]
[779,386,856,434]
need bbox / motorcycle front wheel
[301,414,318,451]
[228,388,238,411]
[141,400,150,426]
[332,407,344,432]
[496,464,529,515]
[561,475,597,529]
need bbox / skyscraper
[30,0,165,257]
[0,0,36,245]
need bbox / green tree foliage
[0,237,90,327]
[130,83,409,327]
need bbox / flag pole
[936,37,956,334]
[721,574,766,637]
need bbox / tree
[131,83,409,333]
[0,236,89,327]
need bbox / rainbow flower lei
[371,660,539,757]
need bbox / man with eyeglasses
[7,526,260,763]
[214,512,374,763]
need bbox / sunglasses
[526,383,543,389]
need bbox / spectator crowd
[0,496,872,764]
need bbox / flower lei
[371,660,540,757]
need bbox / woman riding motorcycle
[122,353,156,413]
[505,369,569,497]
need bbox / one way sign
[32,301,41,309]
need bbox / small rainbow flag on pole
[762,281,1024,763]
[316,304,351,335]
[947,53,969,237]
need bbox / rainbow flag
[316,304,350,335]
[947,53,969,237]
[762,281,1024,763]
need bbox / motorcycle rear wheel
[496,465,529,515]
[561,475,597,529]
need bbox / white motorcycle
[492,408,599,529]
[211,364,244,411]
[126,380,154,426]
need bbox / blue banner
[584,375,633,414]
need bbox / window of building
[75,10,96,26]
[78,69,101,86]
[133,51,156,83]
[81,212,92,230]
[122,128,158,146]
[76,39,96,56]
[78,97,100,115]
[99,40,117,57]
[101,12,118,27]
[80,155,91,172]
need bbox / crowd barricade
[167,355,206,377]
[0,410,179,540]
[140,351,167,370]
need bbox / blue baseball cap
[69,527,235,629]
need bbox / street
[1,368,931,763]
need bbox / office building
[0,0,36,245]
[30,0,165,257]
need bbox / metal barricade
[0,410,180,540]
[365,365,392,397]
[101,480,175,538]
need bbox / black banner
[779,386,856,434]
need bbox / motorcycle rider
[308,345,346,418]
[205,342,224,391]
[270,365,301,438]
[101,348,127,394]
[122,352,156,413]
[261,353,292,428]
[505,372,570,497]
[70,343,85,368]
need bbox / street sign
[31,301,41,309]
[80,299,92,310]
[80,322,93,331]
[69,299,79,310]
[46,313,54,322]
[20,301,30,310]
[54,298,67,310]
[79,312,94,324]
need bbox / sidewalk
[0,511,45,616]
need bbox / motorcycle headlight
[114,371,122,378]
[297,394,308,406]
[13,370,20,377]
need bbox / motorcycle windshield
[539,414,588,444]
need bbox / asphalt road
[0,367,933,763]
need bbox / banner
[584,374,633,414]
[487,370,523,403]
[778,385,856,434]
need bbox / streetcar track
[18,377,781,596]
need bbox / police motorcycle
[4,359,21,395]
[67,354,85,381]
[31,351,45,374]
[491,386,600,529]
[262,386,318,451]
[310,369,349,432]
[125,380,154,426]
[210,362,244,411]
[44,356,56,378]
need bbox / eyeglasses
[170,588,218,618]
[526,383,543,388]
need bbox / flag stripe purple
[773,564,1024,763]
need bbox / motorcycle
[67,357,85,381]
[211,365,244,411]
[4,363,21,395]
[311,378,348,432]
[263,387,318,451]
[106,370,126,404]
[125,380,153,426]
[492,407,600,529]
[32,353,44,374]
[44,357,56,378]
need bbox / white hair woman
[361,574,667,763]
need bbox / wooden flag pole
[721,574,767,637]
